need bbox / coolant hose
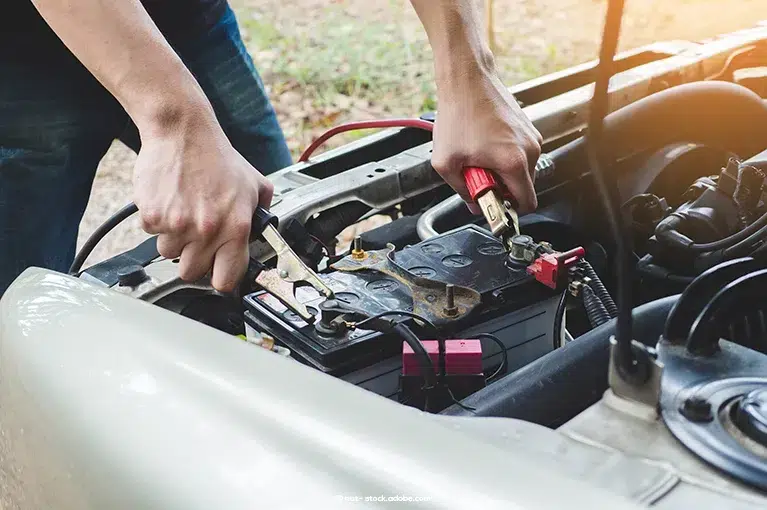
[582,285,612,328]
[550,81,767,178]
[305,201,371,245]
[580,260,618,318]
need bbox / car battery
[243,225,560,397]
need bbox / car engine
[3,10,767,510]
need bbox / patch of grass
[242,7,434,104]
[238,4,441,157]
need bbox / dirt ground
[76,0,767,267]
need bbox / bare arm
[31,0,209,136]
[409,0,542,213]
[31,0,273,292]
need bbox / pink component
[402,340,439,376]
[445,339,484,375]
[401,339,485,376]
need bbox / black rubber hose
[687,268,767,355]
[305,201,371,244]
[69,202,139,275]
[441,295,679,426]
[548,82,767,182]
[580,260,617,318]
[582,285,612,328]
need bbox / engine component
[622,193,671,241]
[653,161,758,253]
[526,246,585,290]
[640,150,767,284]
[243,224,561,402]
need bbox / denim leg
[0,60,125,293]
[173,5,293,174]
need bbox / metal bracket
[608,336,664,411]
[331,244,481,326]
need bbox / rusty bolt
[444,284,458,316]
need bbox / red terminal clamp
[464,167,502,201]
[462,167,520,247]
[527,247,586,290]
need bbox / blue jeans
[0,5,291,294]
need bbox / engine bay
[29,18,767,508]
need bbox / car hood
[0,268,638,509]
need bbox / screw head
[279,270,289,279]
[116,265,149,287]
[680,396,713,423]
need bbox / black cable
[586,0,637,377]
[552,290,568,349]
[392,323,437,393]
[354,310,441,339]
[446,386,477,413]
[723,222,767,257]
[670,211,767,253]
[69,202,139,275]
[476,333,508,382]
[579,260,617,317]
[582,285,612,328]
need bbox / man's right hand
[133,106,273,293]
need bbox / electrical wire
[69,202,139,275]
[586,0,637,377]
[682,211,767,253]
[552,290,568,349]
[722,221,767,257]
[579,260,618,318]
[392,323,437,395]
[298,118,434,162]
[353,309,442,339]
[582,285,612,328]
[476,333,508,382]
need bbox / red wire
[298,118,434,162]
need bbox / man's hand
[30,0,269,292]
[410,0,542,214]
[134,108,273,292]
[432,69,542,214]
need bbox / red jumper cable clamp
[462,167,520,250]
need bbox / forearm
[31,0,215,135]
[409,0,497,87]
